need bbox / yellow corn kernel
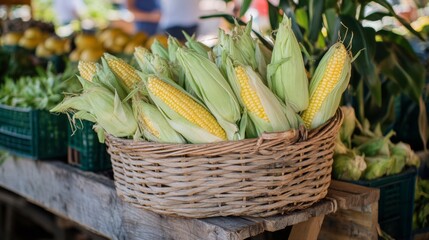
[141,115,160,138]
[301,43,350,129]
[147,77,226,140]
[107,58,140,90]
[235,66,269,122]
[78,61,96,82]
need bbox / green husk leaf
[333,150,367,181]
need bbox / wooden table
[0,156,339,240]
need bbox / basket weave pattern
[106,110,343,218]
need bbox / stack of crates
[0,104,67,159]
[354,168,417,240]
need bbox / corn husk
[133,98,185,143]
[255,41,272,85]
[134,47,154,74]
[167,36,181,62]
[226,59,301,137]
[392,142,421,167]
[150,39,169,60]
[362,155,394,180]
[97,57,129,99]
[334,135,349,155]
[357,131,395,157]
[340,106,356,147]
[268,17,308,112]
[333,150,367,181]
[183,31,213,60]
[176,48,242,140]
[216,21,257,70]
[50,78,139,143]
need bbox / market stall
[0,0,428,239]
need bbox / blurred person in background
[126,0,161,35]
[53,0,87,26]
[159,0,201,41]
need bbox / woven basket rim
[106,109,343,147]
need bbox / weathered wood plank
[0,156,262,240]
[328,180,379,209]
[319,204,378,240]
[288,215,325,240]
[244,200,335,232]
[0,156,338,240]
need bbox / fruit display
[51,17,352,144]
[69,29,165,62]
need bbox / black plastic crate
[68,120,111,171]
[0,104,67,159]
[353,168,417,240]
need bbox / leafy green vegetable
[0,63,79,110]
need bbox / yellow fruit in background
[24,27,43,40]
[75,34,100,50]
[45,37,65,55]
[36,44,53,58]
[108,44,123,54]
[114,33,130,48]
[98,28,123,43]
[3,32,23,45]
[41,32,49,41]
[63,38,71,53]
[145,34,168,49]
[80,48,104,62]
[19,37,40,49]
[103,37,123,53]
[69,49,81,62]
[132,31,148,44]
[124,41,143,54]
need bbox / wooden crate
[319,181,380,240]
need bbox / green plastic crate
[68,120,111,171]
[353,168,417,240]
[0,104,67,159]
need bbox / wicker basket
[105,109,343,218]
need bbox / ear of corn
[216,25,257,70]
[176,48,241,140]
[134,47,154,74]
[134,46,175,80]
[145,76,227,143]
[301,42,351,129]
[133,98,186,143]
[150,39,169,60]
[183,31,212,60]
[226,59,301,136]
[90,58,128,99]
[78,61,97,82]
[51,85,139,142]
[230,20,257,69]
[104,53,141,92]
[268,17,309,112]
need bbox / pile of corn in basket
[52,18,349,218]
